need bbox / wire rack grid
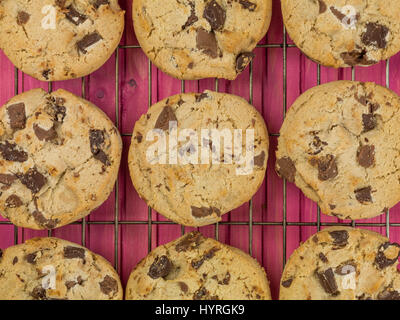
[1,1,399,299]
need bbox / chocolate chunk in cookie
[236,52,255,73]
[154,106,178,131]
[7,103,26,130]
[19,168,47,194]
[196,28,218,58]
[77,32,103,54]
[99,275,118,295]
[276,157,296,183]
[361,23,389,49]
[148,255,172,279]
[203,0,226,31]
[0,141,28,162]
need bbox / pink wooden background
[1,0,400,300]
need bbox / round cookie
[0,237,123,300]
[126,231,271,300]
[281,0,400,68]
[128,90,269,227]
[132,0,272,80]
[0,0,124,81]
[276,81,400,220]
[0,88,122,230]
[280,227,400,300]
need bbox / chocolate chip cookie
[126,231,271,300]
[280,227,400,300]
[276,81,400,220]
[0,88,122,229]
[128,91,269,227]
[0,0,124,81]
[281,0,400,68]
[0,237,123,300]
[132,0,272,80]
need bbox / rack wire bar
[5,15,395,296]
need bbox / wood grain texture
[1,0,400,299]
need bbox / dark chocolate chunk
[65,281,77,290]
[329,204,336,210]
[148,255,172,279]
[196,28,218,58]
[89,129,110,166]
[193,286,209,300]
[77,32,103,54]
[7,103,26,130]
[191,206,221,218]
[377,288,400,300]
[191,247,219,269]
[175,231,203,252]
[362,113,377,132]
[374,242,400,270]
[236,52,255,73]
[329,230,349,248]
[318,253,328,263]
[5,195,23,208]
[154,106,177,131]
[99,275,118,295]
[354,186,372,204]
[361,23,389,49]
[19,168,47,194]
[335,260,356,275]
[253,151,265,167]
[65,5,87,25]
[25,252,37,264]
[239,0,257,11]
[178,281,188,293]
[203,0,226,31]
[357,145,375,168]
[196,92,209,102]
[42,69,51,80]
[12,256,18,265]
[31,286,47,300]
[64,246,85,260]
[329,6,345,21]
[281,278,293,288]
[93,0,109,9]
[33,124,58,142]
[32,211,59,229]
[318,0,327,13]
[0,141,28,162]
[341,50,376,66]
[316,268,339,295]
[308,135,328,155]
[315,154,338,181]
[221,272,230,285]
[182,1,198,30]
[17,11,30,25]
[0,249,2,259]
[276,157,296,183]
[0,174,17,186]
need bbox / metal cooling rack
[0,25,395,280]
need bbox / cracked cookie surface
[128,91,269,227]
[0,0,124,81]
[280,227,400,300]
[281,0,400,68]
[0,88,122,230]
[126,231,271,300]
[276,81,400,220]
[0,237,123,300]
[132,0,272,80]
